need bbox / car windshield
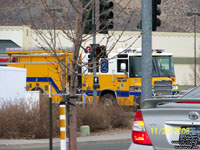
[129,56,175,77]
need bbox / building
[0,25,199,89]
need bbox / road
[0,140,130,150]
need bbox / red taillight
[132,111,152,145]
[132,131,152,145]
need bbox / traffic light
[99,0,114,34]
[152,0,161,31]
[88,44,107,59]
[82,0,95,34]
[95,45,107,58]
[90,44,100,59]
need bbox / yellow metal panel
[25,64,49,77]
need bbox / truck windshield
[129,56,175,77]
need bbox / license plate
[179,126,200,145]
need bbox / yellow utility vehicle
[6,47,179,106]
[7,47,74,102]
[82,48,179,106]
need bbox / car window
[181,85,200,98]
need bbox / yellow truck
[6,47,74,102]
[82,48,179,106]
[6,47,179,106]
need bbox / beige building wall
[0,26,199,89]
[0,26,32,48]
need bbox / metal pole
[92,0,97,107]
[141,0,152,104]
[54,9,56,50]
[194,14,197,87]
[49,84,53,150]
[49,2,56,148]
[66,82,70,150]
[187,12,200,87]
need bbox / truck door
[116,58,130,105]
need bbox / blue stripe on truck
[27,77,62,94]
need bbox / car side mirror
[120,63,128,77]
[120,63,126,71]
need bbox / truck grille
[154,80,172,95]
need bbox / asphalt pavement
[0,129,131,149]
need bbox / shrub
[77,105,132,132]
[0,96,59,139]
[0,98,132,139]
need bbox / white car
[128,98,200,150]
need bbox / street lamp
[187,12,200,87]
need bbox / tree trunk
[69,0,82,150]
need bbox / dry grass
[0,97,132,139]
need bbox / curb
[0,138,131,149]
[0,133,131,149]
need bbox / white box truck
[0,67,27,101]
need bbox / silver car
[128,98,200,150]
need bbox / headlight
[130,86,141,91]
[172,85,178,90]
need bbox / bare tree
[22,0,140,149]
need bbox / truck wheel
[100,93,117,106]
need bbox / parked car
[128,98,200,150]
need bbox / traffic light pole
[141,0,152,104]
[92,0,97,107]
[92,37,97,107]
